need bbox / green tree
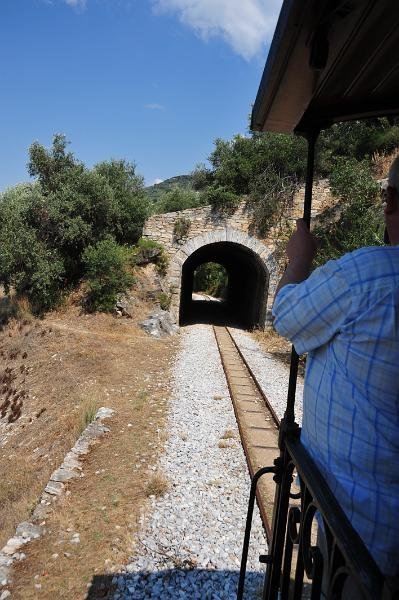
[93,159,149,243]
[28,133,80,194]
[206,133,307,194]
[314,158,383,266]
[0,135,149,314]
[191,163,214,191]
[155,187,203,213]
[0,184,64,313]
[317,118,399,174]
[28,135,149,280]
[193,262,228,298]
[82,237,134,312]
[191,132,306,229]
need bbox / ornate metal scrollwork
[288,506,301,544]
[262,440,390,600]
[300,501,323,599]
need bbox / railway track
[213,325,280,542]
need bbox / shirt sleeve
[272,259,352,355]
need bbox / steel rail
[213,325,281,542]
[225,327,280,428]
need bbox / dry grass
[218,439,234,449]
[220,429,236,440]
[77,391,101,432]
[0,455,43,542]
[145,473,169,497]
[0,294,33,329]
[0,298,177,599]
[252,327,306,377]
[252,327,291,356]
[371,149,399,179]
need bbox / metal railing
[237,423,398,599]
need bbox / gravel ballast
[112,324,300,599]
[229,328,304,424]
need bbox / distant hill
[145,175,194,203]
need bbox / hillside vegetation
[165,119,398,295]
[1,119,398,316]
[146,118,398,262]
[190,119,399,239]
[145,175,194,203]
[0,135,154,316]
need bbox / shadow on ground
[87,568,264,599]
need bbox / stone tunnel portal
[179,242,269,329]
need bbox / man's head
[385,156,399,245]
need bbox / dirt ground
[0,297,178,599]
[252,327,306,377]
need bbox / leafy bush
[0,135,149,314]
[317,118,399,174]
[190,119,399,234]
[191,132,306,221]
[193,262,228,298]
[329,157,380,203]
[155,188,203,214]
[191,163,214,190]
[155,250,169,277]
[158,292,171,311]
[204,186,240,214]
[250,171,297,237]
[131,237,162,265]
[25,251,65,314]
[93,159,149,244]
[173,217,191,241]
[131,237,169,276]
[206,133,307,195]
[314,158,383,266]
[82,237,134,312]
[0,184,65,313]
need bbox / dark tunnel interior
[179,242,269,329]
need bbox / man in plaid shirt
[272,159,399,578]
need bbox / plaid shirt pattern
[272,246,399,576]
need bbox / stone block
[15,522,43,540]
[51,467,79,483]
[0,566,10,586]
[45,481,64,496]
[228,227,240,242]
[2,537,26,555]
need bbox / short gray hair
[388,156,399,190]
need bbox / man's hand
[274,219,318,298]
[286,219,318,264]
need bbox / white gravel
[111,325,302,599]
[229,328,304,425]
[111,324,267,599]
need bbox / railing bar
[285,439,383,597]
[237,466,276,600]
[284,129,318,425]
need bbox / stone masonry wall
[144,179,334,257]
[143,180,334,325]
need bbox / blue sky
[0,0,282,190]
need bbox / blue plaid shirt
[272,246,399,576]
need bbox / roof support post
[283,128,319,428]
[261,129,319,600]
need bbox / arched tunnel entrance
[179,242,269,329]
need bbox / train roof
[251,0,399,135]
